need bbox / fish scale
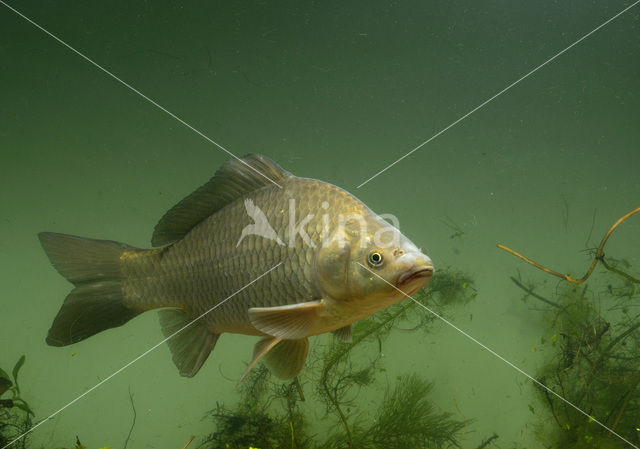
[119,177,337,332]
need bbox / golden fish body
[40,155,433,379]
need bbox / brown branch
[600,258,640,284]
[498,206,640,284]
[181,436,195,449]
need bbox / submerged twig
[475,433,499,449]
[510,277,561,308]
[498,206,640,284]
[602,321,640,356]
[283,381,300,449]
[584,208,597,248]
[293,376,305,402]
[599,257,640,284]
[181,435,195,449]
[440,215,465,239]
[610,371,640,433]
[561,195,569,232]
[123,386,136,449]
[322,381,353,448]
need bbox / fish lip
[397,266,434,286]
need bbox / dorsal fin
[152,154,291,246]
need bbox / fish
[39,154,434,380]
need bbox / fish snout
[396,252,434,291]
[397,263,434,285]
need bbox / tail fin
[38,232,141,346]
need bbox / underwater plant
[501,206,640,447]
[202,267,481,449]
[319,374,469,449]
[1,359,119,449]
[517,275,640,448]
[440,216,466,240]
[499,206,640,286]
[201,365,312,449]
[0,355,34,449]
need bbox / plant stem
[610,371,640,433]
[510,277,561,308]
[475,433,499,449]
[319,301,414,448]
[123,386,136,449]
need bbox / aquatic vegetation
[518,275,640,447]
[201,366,312,449]
[0,356,33,449]
[440,216,466,240]
[502,206,640,446]
[422,266,478,308]
[0,358,97,449]
[499,206,640,285]
[322,374,469,449]
[203,368,469,449]
[202,267,478,449]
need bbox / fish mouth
[397,265,434,287]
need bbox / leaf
[0,377,12,396]
[0,367,10,381]
[12,355,25,395]
[12,399,34,416]
[74,436,86,449]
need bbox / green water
[1,1,639,448]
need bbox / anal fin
[159,309,219,377]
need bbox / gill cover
[314,225,354,301]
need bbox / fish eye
[367,250,384,267]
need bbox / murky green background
[1,1,639,448]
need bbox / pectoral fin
[249,300,327,339]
